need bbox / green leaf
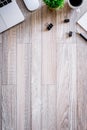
[43,0,65,9]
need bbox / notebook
[77,11,87,31]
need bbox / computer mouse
[23,0,40,11]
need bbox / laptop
[0,0,24,33]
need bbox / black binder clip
[47,23,53,31]
[64,19,70,23]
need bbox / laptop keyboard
[0,0,12,8]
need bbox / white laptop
[0,0,24,33]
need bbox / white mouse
[23,0,40,11]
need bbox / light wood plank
[2,85,16,130]
[0,34,2,44]
[16,16,32,44]
[41,85,48,130]
[41,85,57,130]
[77,43,87,130]
[57,44,77,130]
[41,6,57,85]
[31,9,42,130]
[17,44,31,130]
[76,1,87,129]
[0,46,2,130]
[0,74,1,130]
[2,29,17,85]
[0,47,2,74]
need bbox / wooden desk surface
[0,0,87,130]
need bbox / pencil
[76,32,87,41]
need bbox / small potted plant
[43,0,65,10]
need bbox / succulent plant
[43,0,65,9]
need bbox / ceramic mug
[68,0,83,9]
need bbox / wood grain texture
[76,1,87,130]
[41,85,57,130]
[41,6,57,85]
[17,44,31,130]
[2,85,16,130]
[0,43,2,130]
[0,34,2,44]
[16,16,32,44]
[76,12,87,130]
[0,0,87,130]
[57,44,77,130]
[77,43,87,130]
[0,46,2,74]
[2,29,17,85]
[31,8,42,130]
[0,75,1,130]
